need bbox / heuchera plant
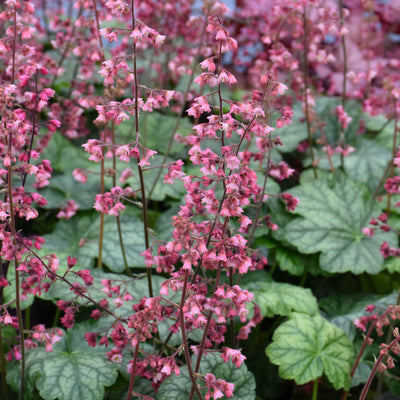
[0,0,400,399]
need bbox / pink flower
[362,227,375,237]
[200,57,216,72]
[335,105,352,130]
[221,347,246,367]
[75,270,94,286]
[73,168,88,183]
[60,307,75,329]
[366,305,376,313]
[57,200,78,220]
[281,193,300,211]
[385,177,400,194]
[204,373,235,400]
[218,69,237,85]
[85,332,97,347]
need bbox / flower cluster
[94,186,134,216]
[203,373,235,400]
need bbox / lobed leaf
[39,209,146,272]
[344,138,391,192]
[274,247,305,276]
[266,312,353,390]
[40,174,100,210]
[252,282,318,318]
[284,174,397,273]
[42,133,90,173]
[7,324,118,400]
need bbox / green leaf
[383,370,400,398]
[319,293,389,319]
[239,270,272,291]
[141,113,191,155]
[266,312,353,390]
[158,353,256,400]
[53,81,71,96]
[153,206,179,242]
[284,174,397,273]
[42,133,90,173]
[375,119,397,151]
[103,374,131,400]
[351,361,371,387]
[299,169,332,185]
[131,377,157,399]
[363,113,389,132]
[40,174,100,210]
[385,256,400,273]
[344,139,391,192]
[275,247,305,276]
[4,266,34,309]
[157,368,193,399]
[6,360,37,400]
[38,214,98,269]
[304,149,341,170]
[303,98,362,170]
[100,211,146,271]
[273,121,308,153]
[199,353,256,399]
[252,282,318,318]
[39,209,146,271]
[7,323,118,400]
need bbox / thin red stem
[131,0,153,298]
[126,345,139,400]
[180,270,204,400]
